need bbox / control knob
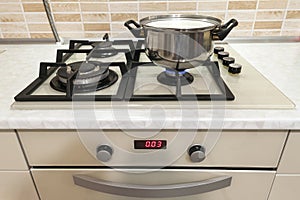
[217,51,229,59]
[228,63,242,74]
[96,145,113,162]
[214,46,225,54]
[188,145,206,162]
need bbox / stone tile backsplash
[0,0,299,39]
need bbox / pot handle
[124,20,144,38]
[213,19,238,40]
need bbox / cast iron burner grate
[125,49,234,101]
[14,39,234,102]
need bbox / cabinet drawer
[0,171,39,200]
[32,169,275,200]
[268,174,300,200]
[278,131,300,173]
[19,130,287,167]
[0,130,27,170]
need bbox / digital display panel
[134,140,167,149]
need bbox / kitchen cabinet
[0,130,39,200]
[17,129,288,200]
[18,130,287,167]
[269,131,300,200]
[32,169,275,200]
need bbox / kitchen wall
[0,0,299,39]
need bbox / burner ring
[58,69,110,85]
[50,69,118,93]
[157,70,194,86]
[57,61,109,83]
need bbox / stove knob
[228,63,242,74]
[96,145,113,162]
[188,145,206,162]
[218,51,229,59]
[223,57,235,67]
[214,46,225,54]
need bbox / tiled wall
[0,0,299,39]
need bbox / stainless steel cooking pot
[125,15,238,70]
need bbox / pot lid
[141,14,221,30]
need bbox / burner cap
[157,70,194,86]
[79,62,96,73]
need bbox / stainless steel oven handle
[73,174,232,198]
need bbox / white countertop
[0,40,300,130]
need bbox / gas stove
[12,36,294,109]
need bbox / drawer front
[0,130,27,170]
[278,131,300,173]
[0,171,39,200]
[33,169,275,200]
[19,130,287,167]
[268,174,300,200]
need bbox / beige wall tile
[0,3,22,12]
[110,2,138,12]
[111,22,127,31]
[23,3,45,12]
[30,33,54,38]
[254,21,282,29]
[197,11,226,20]
[0,0,20,2]
[28,23,51,32]
[234,21,253,30]
[80,3,108,12]
[52,0,79,2]
[253,30,281,36]
[228,1,257,10]
[258,0,288,9]
[82,13,109,22]
[227,11,255,21]
[169,2,197,11]
[0,14,24,22]
[54,14,81,22]
[286,11,300,19]
[139,2,167,11]
[111,31,133,38]
[59,32,84,38]
[21,0,44,2]
[25,13,48,23]
[198,1,227,11]
[51,3,80,12]
[0,23,27,32]
[283,21,300,29]
[56,23,83,32]
[227,30,252,37]
[256,11,285,20]
[288,0,300,10]
[111,13,137,22]
[281,30,300,36]
[84,23,110,31]
[168,11,197,15]
[2,33,29,38]
[80,0,107,2]
[84,32,110,38]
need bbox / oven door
[32,168,274,200]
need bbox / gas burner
[50,61,118,93]
[157,69,194,86]
[90,42,118,58]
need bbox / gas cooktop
[12,36,294,109]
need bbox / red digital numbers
[134,140,166,149]
[145,140,163,148]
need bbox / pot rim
[140,14,222,32]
